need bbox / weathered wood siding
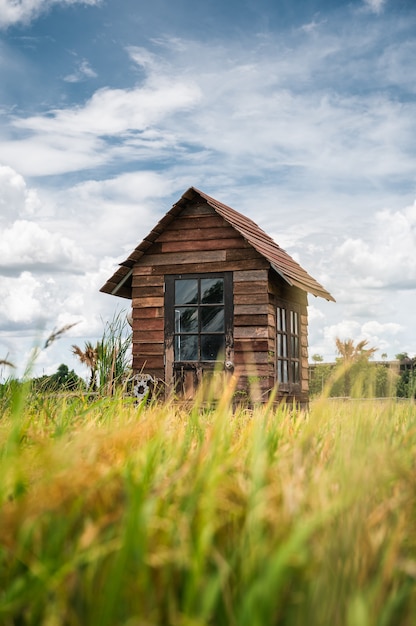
[233,268,271,401]
[131,199,308,403]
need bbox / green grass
[1,383,416,625]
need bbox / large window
[165,273,232,363]
[276,304,300,388]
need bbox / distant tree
[396,354,416,398]
[309,362,334,397]
[396,369,416,398]
[335,338,377,397]
[50,364,83,391]
[374,362,398,398]
[335,338,377,363]
[31,364,84,393]
[311,354,324,363]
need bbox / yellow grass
[0,385,416,625]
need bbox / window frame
[165,272,233,366]
[276,300,301,392]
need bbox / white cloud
[361,320,401,343]
[335,201,416,289]
[69,169,174,205]
[0,220,94,273]
[300,20,319,33]
[324,320,402,359]
[0,164,40,220]
[0,134,107,177]
[45,170,178,259]
[14,80,200,136]
[306,197,416,361]
[127,46,161,72]
[0,256,127,376]
[0,55,201,175]
[363,0,387,15]
[0,0,101,29]
[0,166,95,273]
[0,166,138,376]
[1,31,414,190]
[0,271,44,323]
[379,40,416,92]
[64,59,97,83]
[0,166,116,377]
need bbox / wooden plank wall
[233,268,272,402]
[131,200,308,403]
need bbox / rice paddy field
[1,379,416,625]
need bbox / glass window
[276,305,300,387]
[169,275,227,362]
[201,335,225,361]
[201,307,224,333]
[175,279,198,305]
[175,335,198,361]
[175,307,198,333]
[201,278,224,304]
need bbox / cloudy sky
[1,0,415,379]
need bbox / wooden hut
[100,187,334,405]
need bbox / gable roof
[100,187,335,302]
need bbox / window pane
[278,308,286,332]
[282,361,289,383]
[175,335,198,361]
[175,279,198,305]
[175,307,198,333]
[291,336,299,357]
[201,335,224,360]
[290,310,299,334]
[201,307,224,332]
[292,361,300,383]
[201,278,224,304]
[277,334,288,358]
[278,360,289,384]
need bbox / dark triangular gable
[100,187,335,302]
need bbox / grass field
[1,380,416,625]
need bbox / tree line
[309,339,416,398]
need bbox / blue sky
[1,0,416,379]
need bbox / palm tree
[335,338,377,362]
[335,338,377,396]
[72,341,100,391]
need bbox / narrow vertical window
[276,304,300,387]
